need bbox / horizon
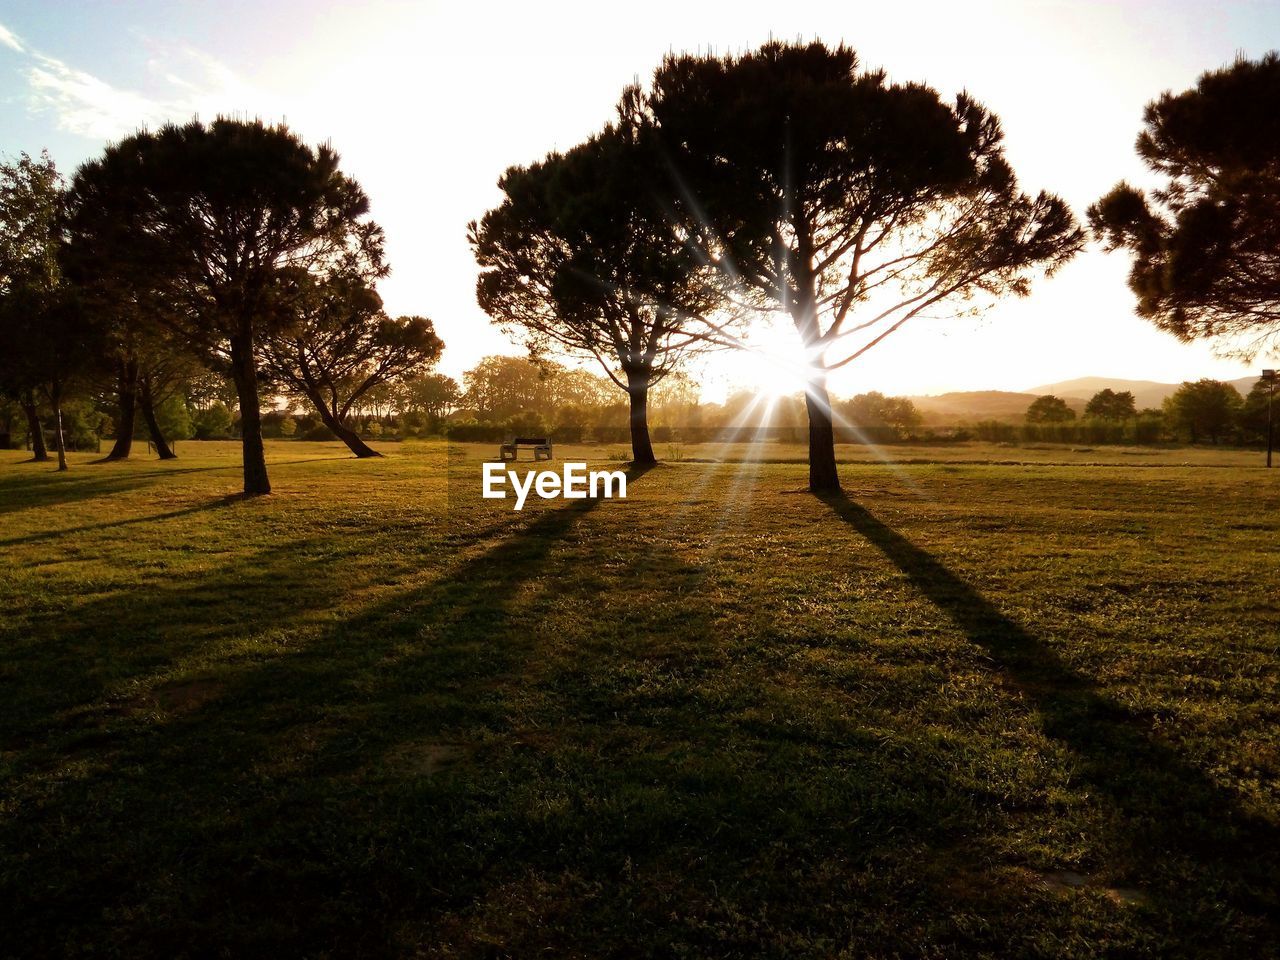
[2,0,1277,400]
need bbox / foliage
[1162,379,1243,444]
[470,125,720,397]
[1090,54,1280,357]
[1084,388,1137,420]
[840,392,923,437]
[192,402,234,440]
[1025,395,1076,423]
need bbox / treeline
[3,350,935,450]
[964,381,1275,446]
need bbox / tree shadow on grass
[0,494,247,548]
[0,477,631,958]
[820,492,1279,929]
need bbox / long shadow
[821,492,1279,921]
[1,473,640,957]
[0,495,245,548]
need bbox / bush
[299,423,337,442]
[193,403,233,440]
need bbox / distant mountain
[909,390,1086,425]
[907,375,1264,424]
[1025,375,1262,410]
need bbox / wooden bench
[499,436,553,462]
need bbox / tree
[1163,379,1242,444]
[0,152,101,470]
[471,124,719,465]
[0,151,64,463]
[628,41,1082,490]
[1090,54,1280,358]
[262,274,443,458]
[1084,388,1137,420]
[840,391,923,438]
[461,355,563,422]
[1240,377,1274,443]
[398,372,460,427]
[1026,395,1075,423]
[64,118,386,495]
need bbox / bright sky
[1,0,1276,400]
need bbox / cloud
[27,53,170,139]
[1,21,257,141]
[0,22,23,53]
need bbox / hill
[909,390,1086,425]
[1026,375,1261,410]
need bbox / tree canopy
[1026,395,1075,423]
[1085,388,1137,420]
[1090,54,1280,358]
[1163,379,1242,444]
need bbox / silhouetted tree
[471,125,720,465]
[64,118,386,494]
[1084,388,1137,420]
[262,274,443,458]
[1026,395,1075,423]
[1090,54,1280,358]
[1163,379,1242,444]
[628,41,1082,490]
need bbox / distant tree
[1026,395,1076,423]
[193,402,234,440]
[399,372,461,426]
[462,356,559,423]
[1162,379,1242,444]
[841,391,923,437]
[471,124,720,465]
[1090,54,1280,358]
[1084,388,1137,420]
[1239,377,1275,443]
[64,118,386,494]
[628,41,1082,490]
[262,275,443,458]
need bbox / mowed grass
[1,439,1277,958]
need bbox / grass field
[2,439,1278,958]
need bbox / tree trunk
[104,360,139,460]
[53,400,68,472]
[626,368,657,466]
[22,395,49,462]
[308,390,381,458]
[804,372,840,493]
[229,335,271,495]
[140,379,177,460]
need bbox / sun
[739,314,818,398]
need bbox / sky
[1,0,1277,401]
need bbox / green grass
[1,439,1277,958]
